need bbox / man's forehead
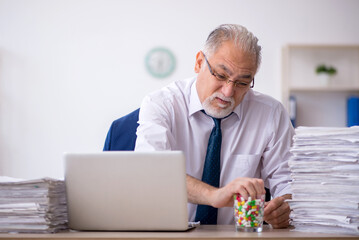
[217,64,233,75]
[214,57,256,77]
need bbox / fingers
[236,183,252,200]
[253,179,266,198]
[211,177,265,208]
[264,197,291,229]
[266,211,290,229]
[264,196,284,215]
[232,177,265,200]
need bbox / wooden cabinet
[282,45,359,127]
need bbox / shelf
[282,45,359,128]
[289,87,359,92]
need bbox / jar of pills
[233,194,265,232]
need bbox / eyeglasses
[203,52,254,89]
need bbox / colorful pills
[233,194,265,232]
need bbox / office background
[0,0,359,179]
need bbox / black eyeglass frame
[202,52,255,89]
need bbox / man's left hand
[263,194,291,229]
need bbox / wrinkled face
[195,41,257,118]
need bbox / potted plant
[315,64,337,86]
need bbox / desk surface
[0,225,358,240]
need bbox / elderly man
[135,24,293,228]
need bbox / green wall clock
[145,47,176,79]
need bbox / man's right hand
[187,175,266,208]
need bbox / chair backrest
[103,108,140,151]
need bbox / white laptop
[64,151,190,231]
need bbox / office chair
[103,108,140,151]
[103,108,271,201]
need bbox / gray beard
[202,93,234,118]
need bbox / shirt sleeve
[261,103,294,198]
[134,94,175,151]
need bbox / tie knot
[212,117,221,128]
[201,110,222,128]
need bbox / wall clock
[145,47,176,79]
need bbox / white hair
[203,24,262,72]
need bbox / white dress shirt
[135,76,294,224]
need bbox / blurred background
[1,0,359,179]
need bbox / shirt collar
[188,77,204,117]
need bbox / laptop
[64,151,190,231]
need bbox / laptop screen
[64,151,189,231]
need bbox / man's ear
[194,51,203,73]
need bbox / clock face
[145,47,176,78]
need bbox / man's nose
[221,81,235,97]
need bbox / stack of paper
[0,176,68,233]
[287,126,359,235]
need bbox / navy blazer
[103,108,140,151]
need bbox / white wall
[1,0,359,179]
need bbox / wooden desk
[0,225,358,240]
